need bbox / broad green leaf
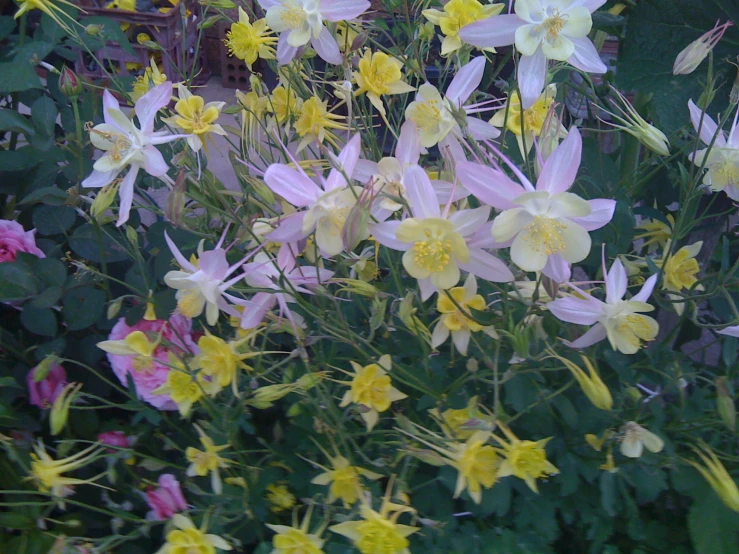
[0,16,15,42]
[0,109,35,134]
[31,96,58,138]
[0,261,39,301]
[79,16,135,56]
[69,223,130,263]
[20,306,58,337]
[0,147,42,172]
[19,186,69,206]
[63,286,106,330]
[33,205,76,235]
[32,257,67,286]
[688,491,739,554]
[0,62,42,93]
[29,285,63,309]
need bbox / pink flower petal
[267,212,308,242]
[458,14,524,49]
[456,161,526,210]
[567,323,608,348]
[446,57,486,106]
[142,144,169,177]
[518,46,548,109]
[542,255,572,283]
[312,26,342,65]
[688,99,726,147]
[568,37,607,74]
[136,82,172,135]
[537,126,581,194]
[405,165,441,219]
[276,33,299,65]
[116,165,139,227]
[569,199,615,231]
[459,249,514,283]
[605,259,627,304]
[320,0,370,20]
[548,296,604,325]
[396,120,421,167]
[449,206,490,237]
[264,165,321,207]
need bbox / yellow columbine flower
[431,274,497,356]
[430,396,495,440]
[311,455,382,507]
[195,329,269,396]
[224,7,277,69]
[294,96,348,152]
[330,481,418,554]
[50,382,82,435]
[354,50,415,116]
[185,425,230,494]
[152,354,205,417]
[494,424,558,493]
[14,0,79,34]
[97,330,162,372]
[635,213,674,253]
[422,0,504,56]
[167,84,227,152]
[619,421,664,459]
[490,84,562,155]
[27,440,105,506]
[340,355,408,432]
[155,514,232,554]
[687,444,739,512]
[659,241,703,315]
[448,431,498,504]
[547,349,613,411]
[267,503,326,554]
[266,483,297,513]
[269,85,302,125]
[131,58,167,102]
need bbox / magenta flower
[27,362,67,409]
[97,431,132,452]
[0,219,44,262]
[146,474,188,521]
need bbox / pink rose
[0,219,44,262]
[146,474,188,520]
[106,314,197,411]
[97,431,131,452]
[27,362,67,408]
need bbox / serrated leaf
[0,109,35,134]
[33,205,76,235]
[69,223,130,263]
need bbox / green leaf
[32,205,76,235]
[0,62,42,93]
[29,285,63,309]
[0,512,32,530]
[32,257,67,286]
[69,224,130,263]
[688,491,739,554]
[80,16,136,56]
[599,471,618,517]
[20,306,58,337]
[0,261,39,302]
[19,186,69,206]
[31,96,58,138]
[0,16,15,42]
[0,147,42,171]
[0,109,35,134]
[63,286,106,330]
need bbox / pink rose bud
[97,431,131,451]
[146,474,188,520]
[58,65,83,97]
[0,219,45,262]
[27,362,67,409]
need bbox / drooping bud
[673,20,733,76]
[165,168,187,226]
[50,382,82,435]
[549,349,613,411]
[342,186,373,252]
[107,297,124,320]
[598,87,670,156]
[91,181,121,220]
[58,66,83,97]
[716,377,736,433]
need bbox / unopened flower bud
[337,278,378,298]
[165,169,187,226]
[107,297,123,319]
[50,382,82,435]
[58,66,83,97]
[91,181,121,219]
[85,24,103,36]
[418,21,435,42]
[124,225,138,248]
[673,20,733,76]
[599,87,670,156]
[350,31,368,52]
[342,186,373,252]
[248,384,296,409]
[716,377,736,433]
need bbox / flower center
[539,10,567,42]
[280,1,308,29]
[524,216,566,255]
[356,518,409,554]
[712,156,739,188]
[410,99,442,131]
[615,314,657,350]
[412,228,453,273]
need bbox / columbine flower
[330,482,418,554]
[431,274,497,356]
[490,84,566,156]
[404,56,500,159]
[372,164,513,299]
[164,84,226,152]
[263,135,362,255]
[155,514,232,554]
[240,247,334,329]
[718,325,739,338]
[494,424,558,493]
[430,396,495,440]
[269,85,303,125]
[687,443,739,512]
[422,0,505,56]
[598,87,670,156]
[224,7,277,69]
[460,0,606,108]
[618,421,664,458]
[688,99,739,201]
[354,49,415,116]
[267,483,297,513]
[260,0,370,65]
[673,20,733,75]
[267,503,326,554]
[131,58,167,102]
[548,258,659,354]
[152,353,206,417]
[547,349,612,410]
[195,330,265,395]
[27,441,105,506]
[294,95,349,151]
[14,0,79,34]
[163,232,247,326]
[339,355,407,431]
[635,213,673,253]
[457,127,615,276]
[659,241,703,315]
[50,382,82,435]
[185,425,229,494]
[311,454,382,507]
[82,82,184,226]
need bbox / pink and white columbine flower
[404,57,500,161]
[688,99,739,201]
[459,0,607,108]
[163,232,248,325]
[371,164,513,300]
[547,258,659,354]
[457,127,615,277]
[264,134,363,257]
[82,82,185,227]
[353,121,466,213]
[240,244,333,329]
[259,0,369,65]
